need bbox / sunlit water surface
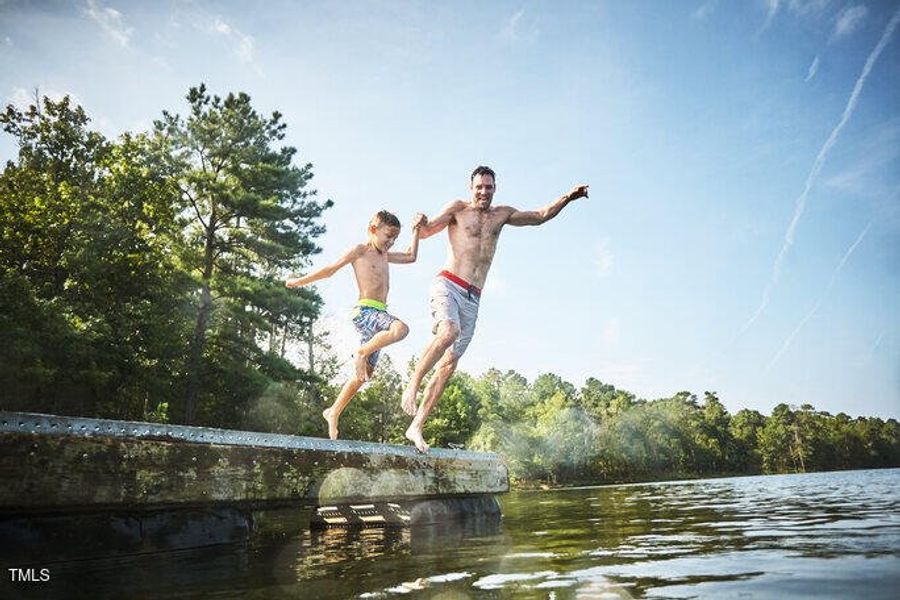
[29,469,900,598]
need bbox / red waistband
[439,270,482,296]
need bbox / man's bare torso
[351,244,390,302]
[444,203,514,288]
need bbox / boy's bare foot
[323,408,339,440]
[401,387,418,416]
[354,351,369,382]
[405,425,429,453]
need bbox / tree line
[1,87,896,486]
[0,86,329,426]
[327,360,899,485]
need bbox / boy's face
[470,173,496,210]
[370,223,401,252]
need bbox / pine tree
[154,84,331,424]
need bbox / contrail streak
[872,330,885,351]
[735,7,900,342]
[757,0,781,36]
[765,222,872,371]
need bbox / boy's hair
[370,210,401,229]
[471,165,496,182]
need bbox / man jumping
[402,165,589,452]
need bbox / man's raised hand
[569,185,589,201]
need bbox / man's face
[470,173,496,210]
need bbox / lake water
[17,468,900,599]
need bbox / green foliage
[242,380,325,436]
[423,371,481,447]
[0,87,329,425]
[145,401,169,424]
[462,371,897,486]
[337,355,407,444]
[0,96,188,418]
[153,84,331,423]
[730,409,765,472]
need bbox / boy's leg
[354,320,409,381]
[323,375,366,440]
[405,349,459,452]
[401,320,458,416]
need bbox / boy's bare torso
[444,202,515,288]
[351,244,391,302]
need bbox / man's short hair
[471,165,496,182]
[370,210,401,228]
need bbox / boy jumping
[286,210,426,440]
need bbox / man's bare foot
[401,387,417,416]
[405,425,429,453]
[354,351,369,382]
[323,408,339,440]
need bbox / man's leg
[401,320,459,416]
[354,320,409,381]
[405,349,459,452]
[323,371,369,440]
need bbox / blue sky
[1,1,898,418]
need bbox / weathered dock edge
[1,411,507,562]
[0,411,509,512]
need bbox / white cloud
[805,55,820,81]
[237,35,255,65]
[499,8,524,41]
[759,0,781,34]
[84,0,133,47]
[692,0,719,21]
[593,238,614,277]
[832,5,868,41]
[7,86,82,110]
[498,8,539,45]
[3,36,12,47]
[212,17,260,72]
[760,0,833,33]
[8,87,31,109]
[787,0,832,17]
[214,19,232,35]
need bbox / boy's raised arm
[389,213,426,264]
[506,184,589,227]
[285,244,366,288]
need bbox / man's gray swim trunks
[429,270,481,358]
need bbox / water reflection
[488,469,900,598]
[6,469,898,599]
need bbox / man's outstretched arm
[418,200,467,239]
[506,185,589,227]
